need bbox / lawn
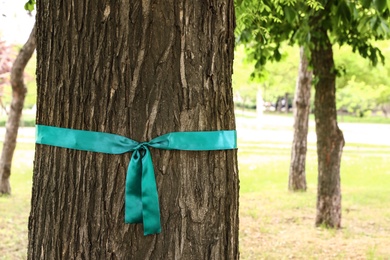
[239,140,390,259]
[0,142,34,260]
[1,114,390,259]
[238,113,390,259]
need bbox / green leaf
[235,0,244,6]
[273,48,282,61]
[283,5,297,23]
[307,0,324,10]
[361,0,372,9]
[24,0,36,12]
[337,1,352,24]
[374,0,387,12]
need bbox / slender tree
[236,0,390,227]
[289,47,312,191]
[28,1,239,259]
[0,23,36,194]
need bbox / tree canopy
[233,43,390,115]
[235,0,390,73]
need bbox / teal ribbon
[35,125,237,235]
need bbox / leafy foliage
[235,0,390,74]
[233,45,299,108]
[235,0,390,116]
[337,77,383,116]
[335,42,390,111]
[233,42,390,116]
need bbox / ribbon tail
[125,150,143,223]
[141,147,161,235]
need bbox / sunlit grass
[0,143,33,260]
[238,131,390,259]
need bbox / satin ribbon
[36,125,237,235]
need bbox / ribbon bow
[36,125,237,235]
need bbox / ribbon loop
[125,148,143,223]
[125,145,161,235]
[35,125,236,236]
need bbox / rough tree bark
[28,1,239,259]
[288,47,312,191]
[0,23,36,194]
[312,28,344,228]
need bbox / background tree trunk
[312,29,344,228]
[28,1,238,259]
[0,23,36,194]
[289,47,312,191]
[284,92,289,114]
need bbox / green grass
[0,143,34,260]
[337,114,390,124]
[238,126,390,259]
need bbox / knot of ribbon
[35,125,237,236]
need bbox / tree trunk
[284,92,289,114]
[28,1,239,259]
[311,29,344,228]
[289,47,312,191]
[0,23,36,194]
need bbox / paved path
[237,114,390,146]
[0,127,36,143]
